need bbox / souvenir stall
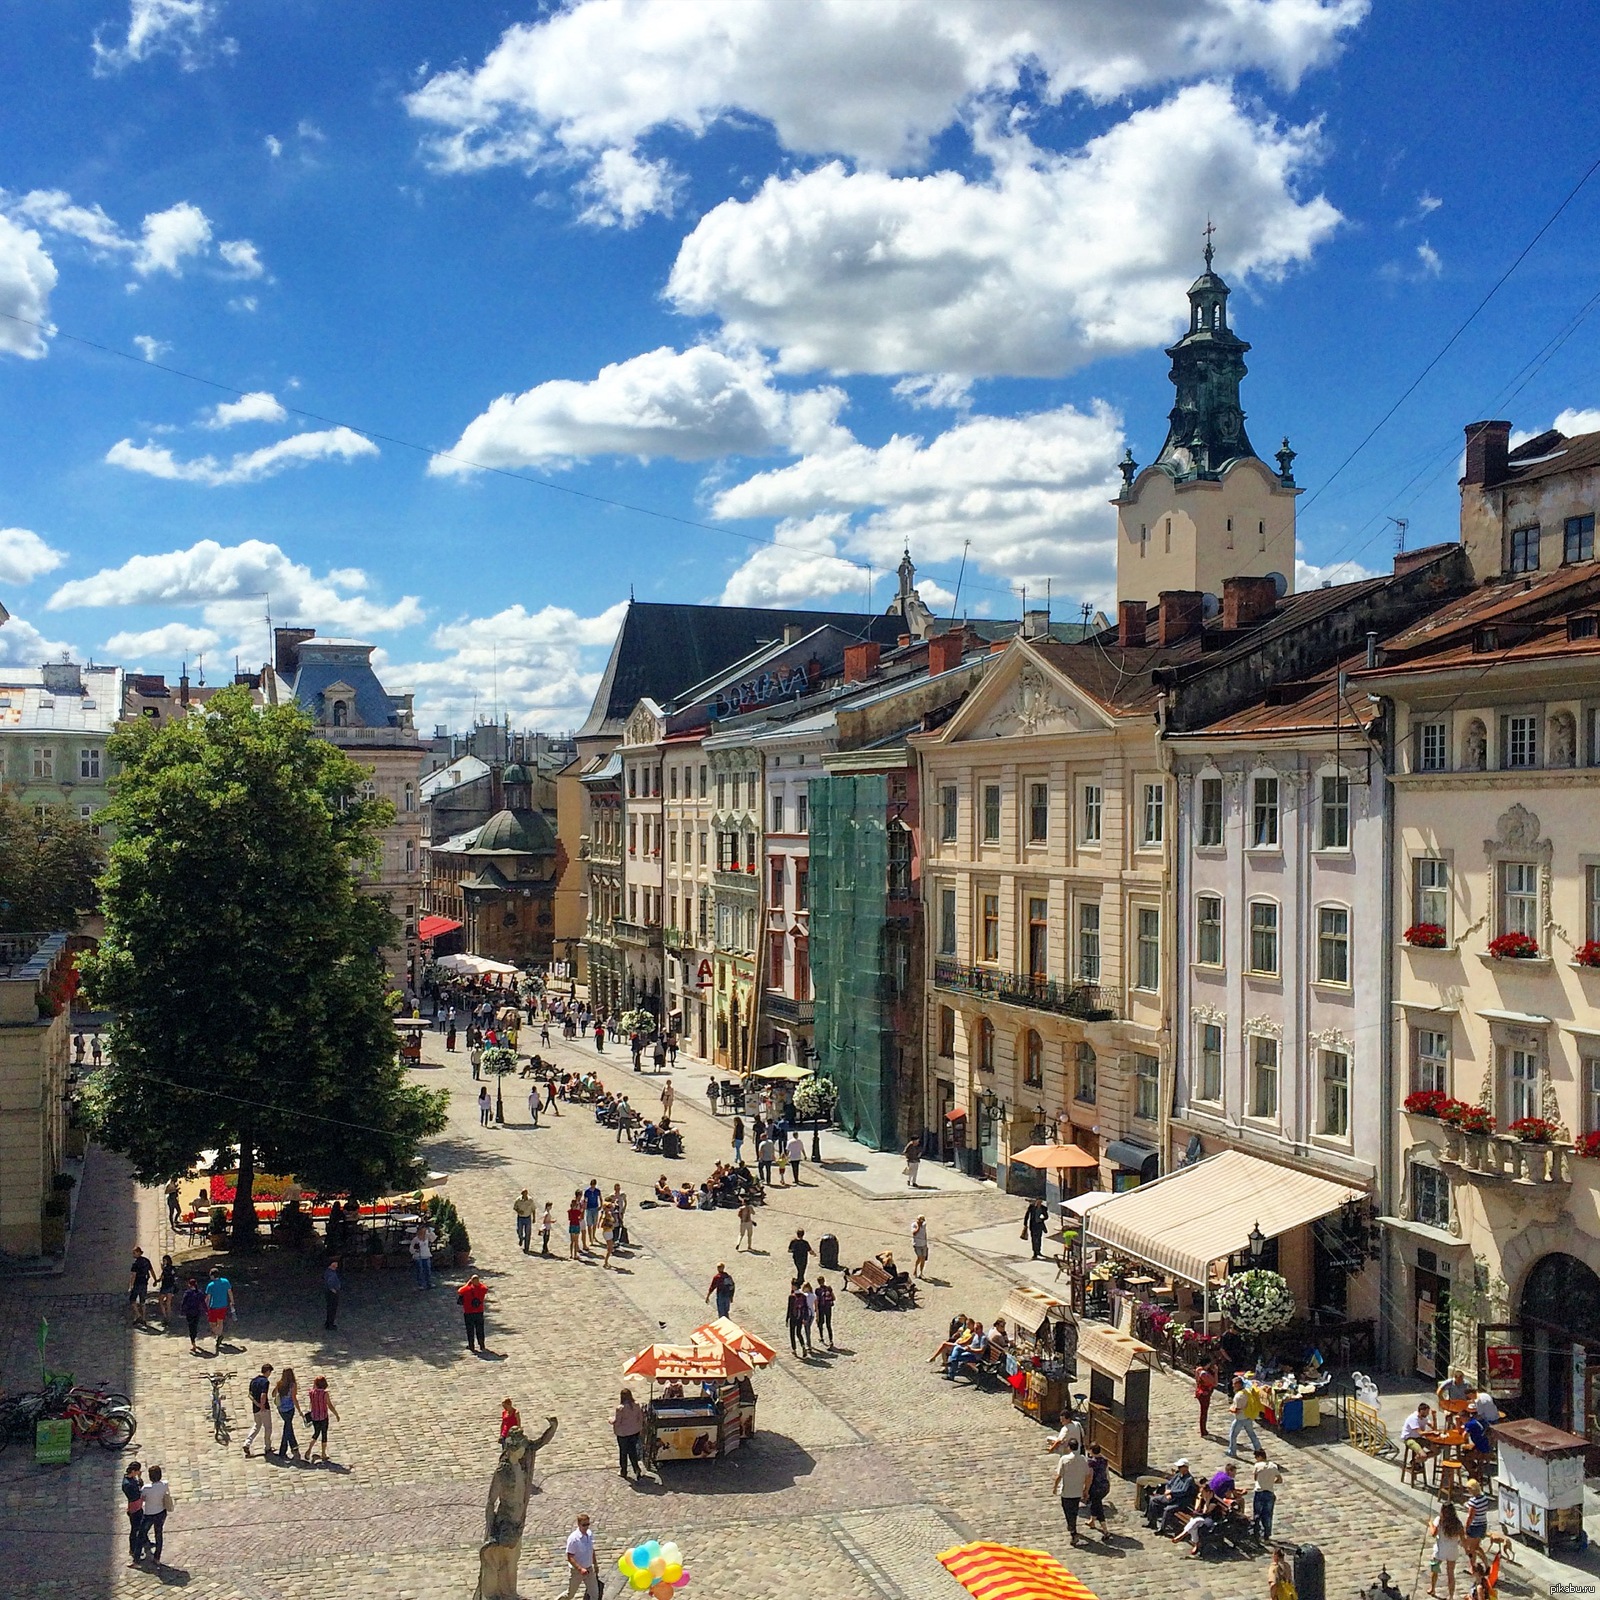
[998,1285,1077,1425]
[625,1319,776,1466]
[1492,1418,1591,1553]
[1077,1324,1157,1478]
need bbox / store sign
[712,663,813,718]
[1486,1344,1522,1390]
[696,959,713,988]
[35,1419,71,1464]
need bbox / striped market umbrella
[936,1542,1100,1600]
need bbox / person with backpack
[785,1280,809,1356]
[1227,1376,1265,1458]
[814,1276,837,1350]
[706,1262,736,1319]
[179,1277,207,1354]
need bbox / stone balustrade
[1436,1121,1572,1185]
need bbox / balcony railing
[933,960,1117,1021]
[0,932,49,968]
[766,992,815,1024]
[613,919,663,947]
[1437,1125,1573,1186]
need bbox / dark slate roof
[289,640,401,728]
[578,601,905,738]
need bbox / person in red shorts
[203,1267,233,1354]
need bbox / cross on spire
[1202,217,1216,270]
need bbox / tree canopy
[80,688,446,1243]
[0,793,106,932]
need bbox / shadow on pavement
[639,1433,817,1495]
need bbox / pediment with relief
[621,701,664,749]
[973,667,1085,739]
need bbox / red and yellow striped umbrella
[937,1542,1101,1600]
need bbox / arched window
[1022,1029,1043,1088]
[331,699,348,726]
[976,1016,995,1073]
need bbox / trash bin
[1293,1543,1325,1600]
[819,1233,840,1271]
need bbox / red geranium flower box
[1404,1090,1451,1118]
[1507,1117,1558,1144]
[1488,932,1539,960]
[1404,923,1447,948]
[1440,1099,1496,1136]
[1577,1131,1600,1160]
[1575,941,1600,968]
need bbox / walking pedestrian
[410,1223,434,1288]
[180,1276,206,1353]
[757,1133,776,1186]
[274,1368,301,1461]
[1194,1360,1219,1436]
[814,1275,836,1349]
[527,1081,541,1127]
[788,1227,812,1280]
[139,1465,172,1563]
[705,1077,719,1116]
[613,1389,646,1480]
[1023,1198,1048,1260]
[458,1273,490,1352]
[911,1216,929,1278]
[323,1258,341,1329]
[565,1513,600,1599]
[786,1280,809,1356]
[91,1032,103,1067]
[544,1076,561,1115]
[539,1202,555,1257]
[731,1114,745,1164]
[1429,1501,1465,1600]
[903,1135,922,1188]
[1270,1547,1298,1600]
[706,1262,736,1319]
[1084,1441,1111,1538]
[652,1037,666,1073]
[514,1190,536,1253]
[307,1376,338,1464]
[1226,1376,1264,1458]
[567,1193,584,1258]
[600,1200,620,1269]
[157,1254,177,1324]
[447,1023,458,1052]
[204,1266,234,1354]
[164,1178,181,1228]
[128,1246,155,1326]
[121,1461,146,1565]
[660,1080,674,1119]
[736,1199,756,1252]
[478,1086,493,1126]
[583,1178,602,1247]
[1053,1441,1091,1546]
[471,1043,483,1080]
[785,1130,804,1185]
[540,1021,551,1047]
[74,1030,85,1065]
[594,1020,605,1052]
[243,1363,275,1457]
[1250,1447,1283,1538]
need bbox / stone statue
[475,1418,559,1600]
[1462,718,1487,771]
[1549,710,1576,768]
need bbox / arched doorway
[1519,1252,1600,1435]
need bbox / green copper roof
[473,807,556,855]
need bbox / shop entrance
[1518,1252,1600,1437]
[1413,1250,1451,1381]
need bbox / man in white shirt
[786,1131,805,1185]
[1053,1442,1093,1546]
[138,1465,174,1565]
[565,1513,599,1598]
[409,1223,433,1290]
[1250,1447,1284,1537]
[1046,1408,1085,1455]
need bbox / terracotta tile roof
[1183,650,1378,737]
[1495,427,1600,487]
[1380,563,1600,659]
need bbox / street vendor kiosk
[1077,1324,1156,1477]
[1492,1417,1591,1553]
[998,1285,1076,1425]
[395,1018,427,1064]
[625,1318,775,1466]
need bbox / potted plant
[1577,1131,1600,1160]
[1507,1116,1558,1144]
[449,1219,471,1267]
[1404,922,1448,949]
[1404,1090,1451,1118]
[366,1226,387,1268]
[1214,1269,1297,1335]
[1488,931,1539,960]
[40,1197,67,1252]
[1441,1099,1495,1136]
[1575,941,1600,969]
[794,1075,838,1124]
[208,1204,229,1246]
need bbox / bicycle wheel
[96,1409,136,1450]
[213,1409,230,1444]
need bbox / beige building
[0,934,73,1257]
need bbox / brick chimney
[274,625,315,677]
[843,640,881,683]
[1462,420,1511,487]
[1022,608,1050,640]
[1222,575,1279,631]
[1117,599,1148,649]
[927,630,965,675]
[1156,589,1204,646]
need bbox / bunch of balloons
[617,1537,689,1596]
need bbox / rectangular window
[404,838,415,873]
[1198,776,1224,846]
[1588,864,1600,943]
[938,1006,956,1058]
[769,857,784,907]
[628,764,637,798]
[1198,1023,1223,1101]
[1321,1050,1350,1137]
[31,745,53,780]
[1501,714,1538,769]
[1134,1053,1159,1121]
[1416,721,1447,772]
[1249,901,1279,975]
[887,827,911,896]
[1415,857,1449,933]
[938,887,957,956]
[80,747,101,780]
[628,818,637,855]
[1565,513,1594,564]
[980,892,1000,962]
[669,766,678,799]
[1319,773,1350,849]
[796,791,807,832]
[1135,907,1160,991]
[796,858,809,910]
[745,832,757,872]
[1317,906,1350,984]
[1196,893,1223,966]
[1412,1162,1450,1229]
[1027,896,1048,978]
[1499,861,1539,939]
[982,783,1001,843]
[939,783,958,843]
[404,781,415,811]
[1412,1027,1449,1095]
[771,793,784,831]
[698,829,708,867]
[1508,524,1540,574]
[1505,1046,1539,1123]
[1584,1055,1600,1135]
[652,766,661,797]
[1074,1043,1097,1104]
[1028,781,1049,844]
[795,938,810,1001]
[628,885,638,921]
[699,765,708,799]
[1141,783,1165,846]
[1081,784,1102,844]
[1077,902,1101,982]
[1250,1035,1279,1119]
[670,895,678,932]
[1251,775,1279,848]
[769,933,786,988]
[668,831,678,864]
[716,774,726,808]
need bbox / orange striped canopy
[937,1542,1100,1600]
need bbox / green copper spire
[1152,234,1258,483]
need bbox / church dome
[474,807,556,854]
[501,762,529,784]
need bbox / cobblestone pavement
[0,1029,1551,1600]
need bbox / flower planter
[1488,933,1540,961]
[1441,1124,1466,1162]
[1574,941,1600,969]
[1404,923,1448,949]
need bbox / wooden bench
[844,1259,919,1309]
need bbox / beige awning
[998,1285,1071,1338]
[1075,1324,1157,1378]
[1084,1148,1365,1287]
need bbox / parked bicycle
[205,1370,235,1444]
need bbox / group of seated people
[652,1161,763,1209]
[931,1312,1007,1378]
[633,1119,681,1156]
[594,1091,638,1128]
[1144,1457,1243,1553]
[1400,1376,1499,1478]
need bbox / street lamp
[1247,1220,1266,1261]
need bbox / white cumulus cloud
[1296,555,1378,590]
[0,215,58,359]
[48,537,423,639]
[105,426,377,486]
[93,0,229,74]
[0,609,77,665]
[718,514,874,608]
[133,201,212,277]
[670,84,1339,378]
[433,346,845,475]
[200,390,287,429]
[103,621,221,660]
[218,238,265,278]
[577,148,679,228]
[133,334,169,361]
[1554,407,1600,438]
[0,528,67,584]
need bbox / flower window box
[1488,932,1539,960]
[1404,923,1448,949]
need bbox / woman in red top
[457,1275,490,1353]
[499,1398,520,1442]
[567,1194,584,1259]
[307,1376,339,1464]
[1194,1361,1219,1436]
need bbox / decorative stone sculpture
[1462,718,1487,771]
[1549,710,1576,768]
[475,1417,558,1600]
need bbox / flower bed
[1404,1089,1451,1118]
[1404,922,1447,948]
[1507,1116,1559,1144]
[1488,931,1540,960]
[1575,941,1600,969]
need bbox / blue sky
[3,0,1600,730]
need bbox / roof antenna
[948,540,970,624]
[1387,516,1409,554]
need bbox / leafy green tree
[80,688,446,1246]
[0,793,106,932]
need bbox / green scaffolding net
[809,773,895,1152]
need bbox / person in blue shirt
[323,1260,341,1330]
[203,1268,233,1354]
